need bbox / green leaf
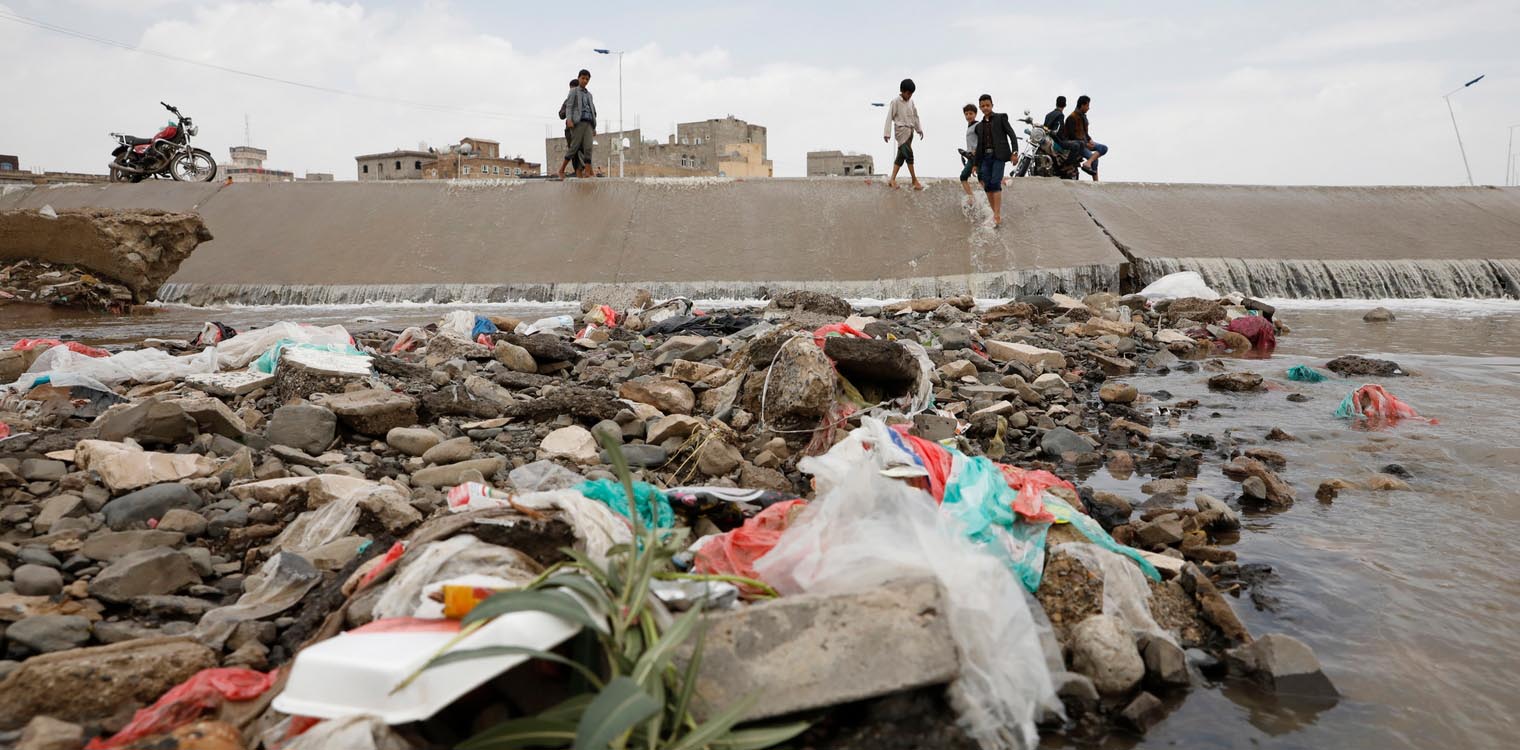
[664,694,759,750]
[543,573,615,614]
[708,722,812,750]
[462,588,606,633]
[668,621,705,741]
[574,676,660,750]
[538,693,596,723]
[422,645,603,688]
[458,716,576,750]
[631,605,701,687]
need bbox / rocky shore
[0,287,1344,749]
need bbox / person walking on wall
[556,78,585,179]
[562,69,597,179]
[883,78,925,190]
[975,93,1020,228]
[958,103,980,197]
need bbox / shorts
[959,155,976,182]
[894,136,914,166]
[979,155,1005,193]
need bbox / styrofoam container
[273,611,581,724]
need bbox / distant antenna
[244,114,251,146]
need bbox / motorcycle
[1012,109,1082,180]
[108,102,217,183]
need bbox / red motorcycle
[108,102,217,182]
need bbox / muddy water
[4,298,1518,748]
[1083,300,1520,750]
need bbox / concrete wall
[3,180,1519,303]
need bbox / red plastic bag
[86,668,277,748]
[11,338,110,358]
[1226,316,1277,356]
[357,541,407,588]
[889,427,954,502]
[812,322,870,350]
[694,499,808,595]
[1336,384,1433,425]
[997,465,1068,523]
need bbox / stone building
[355,149,434,181]
[224,146,295,183]
[0,155,17,172]
[422,137,540,179]
[544,116,772,177]
[807,151,875,177]
[299,172,335,182]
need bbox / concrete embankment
[3,179,1518,302]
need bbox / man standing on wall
[976,94,1020,228]
[562,69,597,179]
[556,78,585,179]
[883,78,925,190]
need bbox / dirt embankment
[0,208,211,304]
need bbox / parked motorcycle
[1012,109,1082,180]
[108,102,217,183]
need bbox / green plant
[397,434,807,750]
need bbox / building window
[492,166,500,174]
[513,168,521,175]
[362,164,369,174]
[462,166,471,175]
[414,160,422,170]
[395,160,401,170]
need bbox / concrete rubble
[0,284,1338,748]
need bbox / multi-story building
[223,146,295,183]
[355,149,434,181]
[422,138,540,179]
[0,155,17,172]
[544,116,772,178]
[807,150,875,177]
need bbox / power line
[0,10,552,123]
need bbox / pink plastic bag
[1226,316,1277,356]
[86,668,277,748]
[694,499,808,595]
[11,338,110,358]
[997,465,1068,523]
[812,323,870,350]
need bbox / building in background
[355,149,434,181]
[422,137,540,179]
[807,150,875,177]
[0,155,17,172]
[223,146,295,183]
[545,115,772,177]
[0,154,109,185]
[300,172,334,182]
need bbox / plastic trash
[389,327,426,354]
[650,579,740,611]
[273,607,582,724]
[509,460,586,492]
[515,314,575,336]
[371,534,542,620]
[191,322,237,347]
[20,346,217,387]
[1286,365,1329,382]
[578,479,675,529]
[195,553,322,649]
[1052,542,1174,644]
[1335,384,1431,424]
[85,667,277,748]
[693,499,807,595]
[584,304,619,327]
[11,338,110,358]
[444,483,631,563]
[940,455,1052,592]
[666,486,794,526]
[280,715,415,750]
[1226,315,1277,355]
[812,322,870,350]
[251,340,367,374]
[755,417,1059,750]
[1138,271,1219,301]
[1044,496,1159,582]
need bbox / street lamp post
[1507,123,1520,187]
[1443,74,1484,186]
[594,48,625,177]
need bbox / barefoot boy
[883,78,924,190]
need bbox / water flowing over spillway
[1132,258,1520,299]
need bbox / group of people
[881,78,1108,228]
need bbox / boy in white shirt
[882,78,925,190]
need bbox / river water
[3,298,1518,749]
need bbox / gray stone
[155,508,208,536]
[589,419,623,445]
[493,341,538,373]
[1135,515,1185,548]
[1208,372,1265,392]
[1056,673,1100,711]
[32,494,86,533]
[273,346,372,401]
[1225,633,1338,698]
[697,440,742,476]
[169,397,249,439]
[94,399,197,446]
[1241,475,1269,502]
[185,369,274,397]
[1118,691,1166,733]
[1193,493,1241,530]
[18,715,85,750]
[1141,635,1190,688]
[421,436,474,465]
[18,459,66,482]
[1099,382,1139,404]
[911,413,959,442]
[11,565,63,596]
[16,548,61,568]
[80,530,186,561]
[130,595,216,619]
[6,616,90,655]
[102,483,203,530]
[619,377,695,415]
[607,444,667,468]
[88,547,201,602]
[823,337,918,385]
[1041,427,1093,458]
[1070,614,1145,697]
[265,404,337,455]
[763,339,836,429]
[411,457,505,488]
[319,389,419,436]
[937,326,973,350]
[386,427,441,457]
[0,638,218,730]
[684,577,956,721]
[1362,307,1395,323]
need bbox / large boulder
[823,337,918,387]
[0,208,211,303]
[265,403,337,455]
[94,399,197,447]
[1226,633,1337,698]
[88,547,201,602]
[318,389,419,436]
[759,339,835,429]
[0,637,218,729]
[1070,615,1145,697]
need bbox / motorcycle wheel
[1014,157,1029,178]
[170,151,218,182]
[108,163,143,184]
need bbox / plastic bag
[693,499,807,595]
[1226,315,1277,355]
[195,553,323,649]
[1335,384,1428,424]
[941,454,1052,592]
[1138,271,1219,301]
[1044,496,1159,582]
[280,714,414,750]
[22,346,217,386]
[755,418,1058,750]
[213,322,353,369]
[997,465,1065,524]
[578,479,674,529]
[252,340,367,374]
[1052,542,1173,644]
[372,534,542,620]
[390,327,426,354]
[85,667,277,748]
[11,338,110,357]
[1286,364,1328,382]
[509,460,586,492]
[812,322,870,350]
[438,310,477,340]
[516,315,575,336]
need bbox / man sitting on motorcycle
[1059,94,1108,180]
[1043,96,1066,135]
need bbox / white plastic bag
[515,315,575,336]
[756,418,1059,750]
[1052,542,1175,645]
[213,322,354,369]
[23,346,217,386]
[372,535,541,620]
[438,310,478,340]
[1137,271,1219,301]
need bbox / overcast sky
[2,0,1517,184]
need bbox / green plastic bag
[941,454,1051,592]
[1045,496,1160,582]
[252,340,367,374]
[578,479,674,529]
[1286,365,1328,383]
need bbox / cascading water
[1132,258,1520,299]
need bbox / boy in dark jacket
[975,94,1020,228]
